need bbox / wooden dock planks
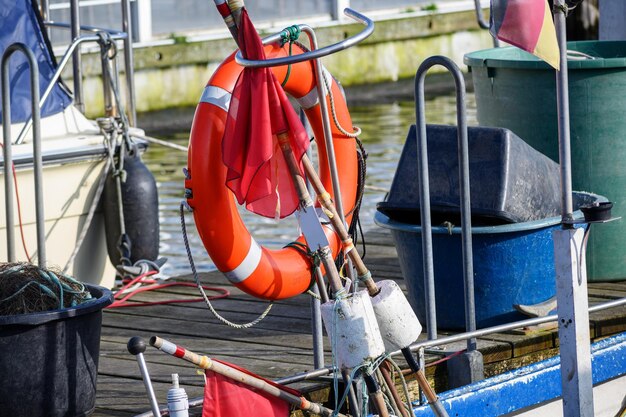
[93,229,626,416]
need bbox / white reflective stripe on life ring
[224,238,262,283]
[295,67,331,110]
[200,85,232,112]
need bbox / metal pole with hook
[234,7,373,239]
[2,43,45,267]
[230,10,374,415]
[234,8,379,296]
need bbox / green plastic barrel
[464,41,626,282]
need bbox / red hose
[108,270,230,308]
[1,143,31,261]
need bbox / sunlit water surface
[142,93,476,277]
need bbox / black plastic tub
[377,124,562,225]
[0,284,113,417]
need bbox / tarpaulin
[0,0,72,124]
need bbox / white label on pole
[297,205,329,250]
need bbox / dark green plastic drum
[464,41,626,281]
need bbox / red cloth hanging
[222,9,310,219]
[202,359,299,417]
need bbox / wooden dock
[93,229,626,416]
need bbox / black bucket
[0,284,113,417]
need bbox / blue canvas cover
[1,0,72,125]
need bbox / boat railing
[413,56,477,349]
[2,44,45,267]
[13,26,133,146]
[3,8,136,269]
[39,0,136,127]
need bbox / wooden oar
[150,336,347,417]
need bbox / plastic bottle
[167,373,189,417]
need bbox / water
[142,92,476,277]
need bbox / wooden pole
[150,336,346,417]
[301,155,379,296]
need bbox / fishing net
[0,262,92,316]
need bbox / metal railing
[42,0,137,126]
[46,0,462,42]
[13,30,132,145]
[132,294,626,417]
[413,56,476,347]
[2,44,45,267]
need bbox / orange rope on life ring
[185,43,359,300]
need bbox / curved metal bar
[414,56,476,348]
[472,0,499,47]
[2,43,45,267]
[473,0,490,29]
[45,21,128,38]
[235,8,373,68]
[15,34,115,145]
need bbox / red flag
[202,360,297,417]
[490,0,560,69]
[222,9,310,219]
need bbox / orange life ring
[185,43,359,300]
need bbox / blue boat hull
[411,332,626,416]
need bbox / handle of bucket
[234,8,373,68]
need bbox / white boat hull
[1,108,118,287]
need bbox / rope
[97,32,137,267]
[347,138,368,258]
[108,268,230,308]
[426,349,466,368]
[386,356,413,411]
[279,25,301,87]
[0,143,31,261]
[321,70,361,138]
[283,241,321,293]
[306,289,321,300]
[0,280,58,306]
[377,367,401,417]
[129,132,188,152]
[0,263,92,313]
[179,202,273,328]
[289,39,361,138]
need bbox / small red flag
[222,9,310,219]
[202,360,296,417]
